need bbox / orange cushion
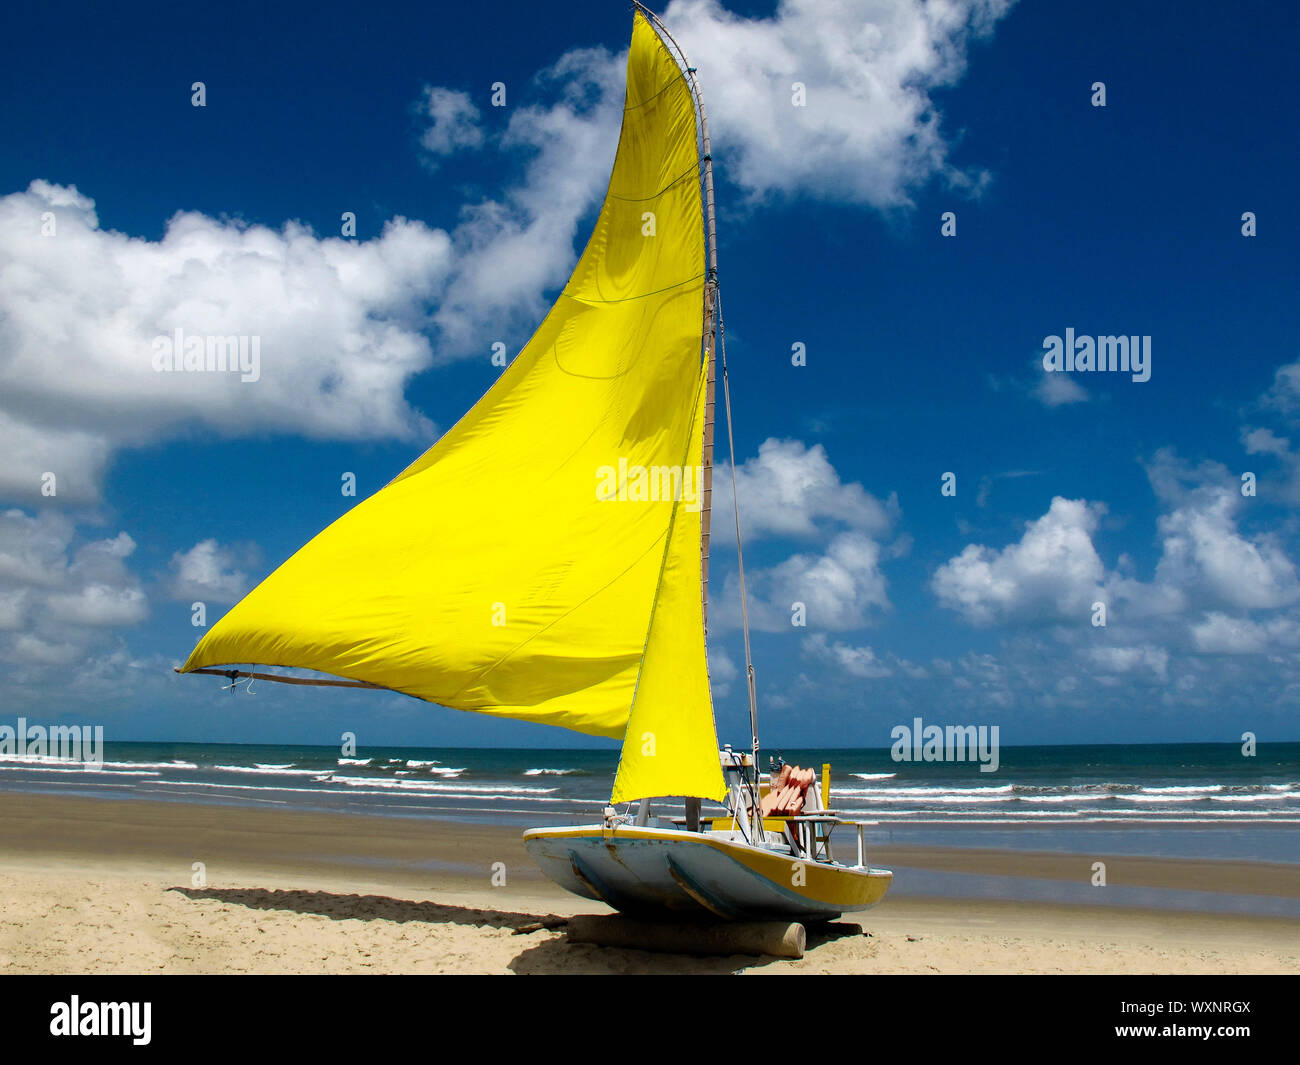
[760,765,814,816]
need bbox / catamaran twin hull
[524,825,892,922]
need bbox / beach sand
[1,793,1296,974]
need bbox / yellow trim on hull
[523,825,892,912]
[706,816,798,834]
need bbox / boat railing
[668,808,880,869]
[783,813,879,869]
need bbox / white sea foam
[1128,795,1206,803]
[850,772,897,781]
[0,755,197,770]
[145,779,578,803]
[338,758,371,766]
[834,793,1015,804]
[0,764,160,776]
[385,763,466,777]
[1210,793,1298,803]
[212,764,323,776]
[835,784,1015,798]
[328,774,551,795]
[1019,794,1108,804]
[525,768,580,776]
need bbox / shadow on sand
[508,919,865,974]
[169,886,865,973]
[170,885,567,932]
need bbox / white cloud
[1147,449,1300,611]
[426,47,625,351]
[1241,426,1300,505]
[1083,644,1169,682]
[1259,359,1300,420]
[1243,426,1290,458]
[0,509,147,668]
[417,88,485,158]
[950,651,1014,709]
[0,590,25,630]
[0,508,75,586]
[9,632,83,666]
[45,583,147,628]
[167,539,254,603]
[714,530,890,632]
[661,0,1013,205]
[804,632,915,678]
[706,437,901,633]
[932,497,1108,624]
[934,454,1300,633]
[0,410,112,507]
[716,437,897,545]
[995,356,1088,409]
[1191,612,1300,655]
[927,447,1300,715]
[1154,501,1298,609]
[806,633,891,678]
[729,392,1300,728]
[0,180,450,503]
[1033,371,1088,407]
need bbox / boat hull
[523,825,891,922]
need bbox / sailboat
[179,4,891,924]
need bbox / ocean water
[3,740,1298,865]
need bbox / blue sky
[1,0,1298,749]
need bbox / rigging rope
[717,288,762,838]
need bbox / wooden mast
[693,36,719,839]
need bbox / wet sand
[1,792,1296,974]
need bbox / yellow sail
[181,12,726,801]
[612,357,723,802]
